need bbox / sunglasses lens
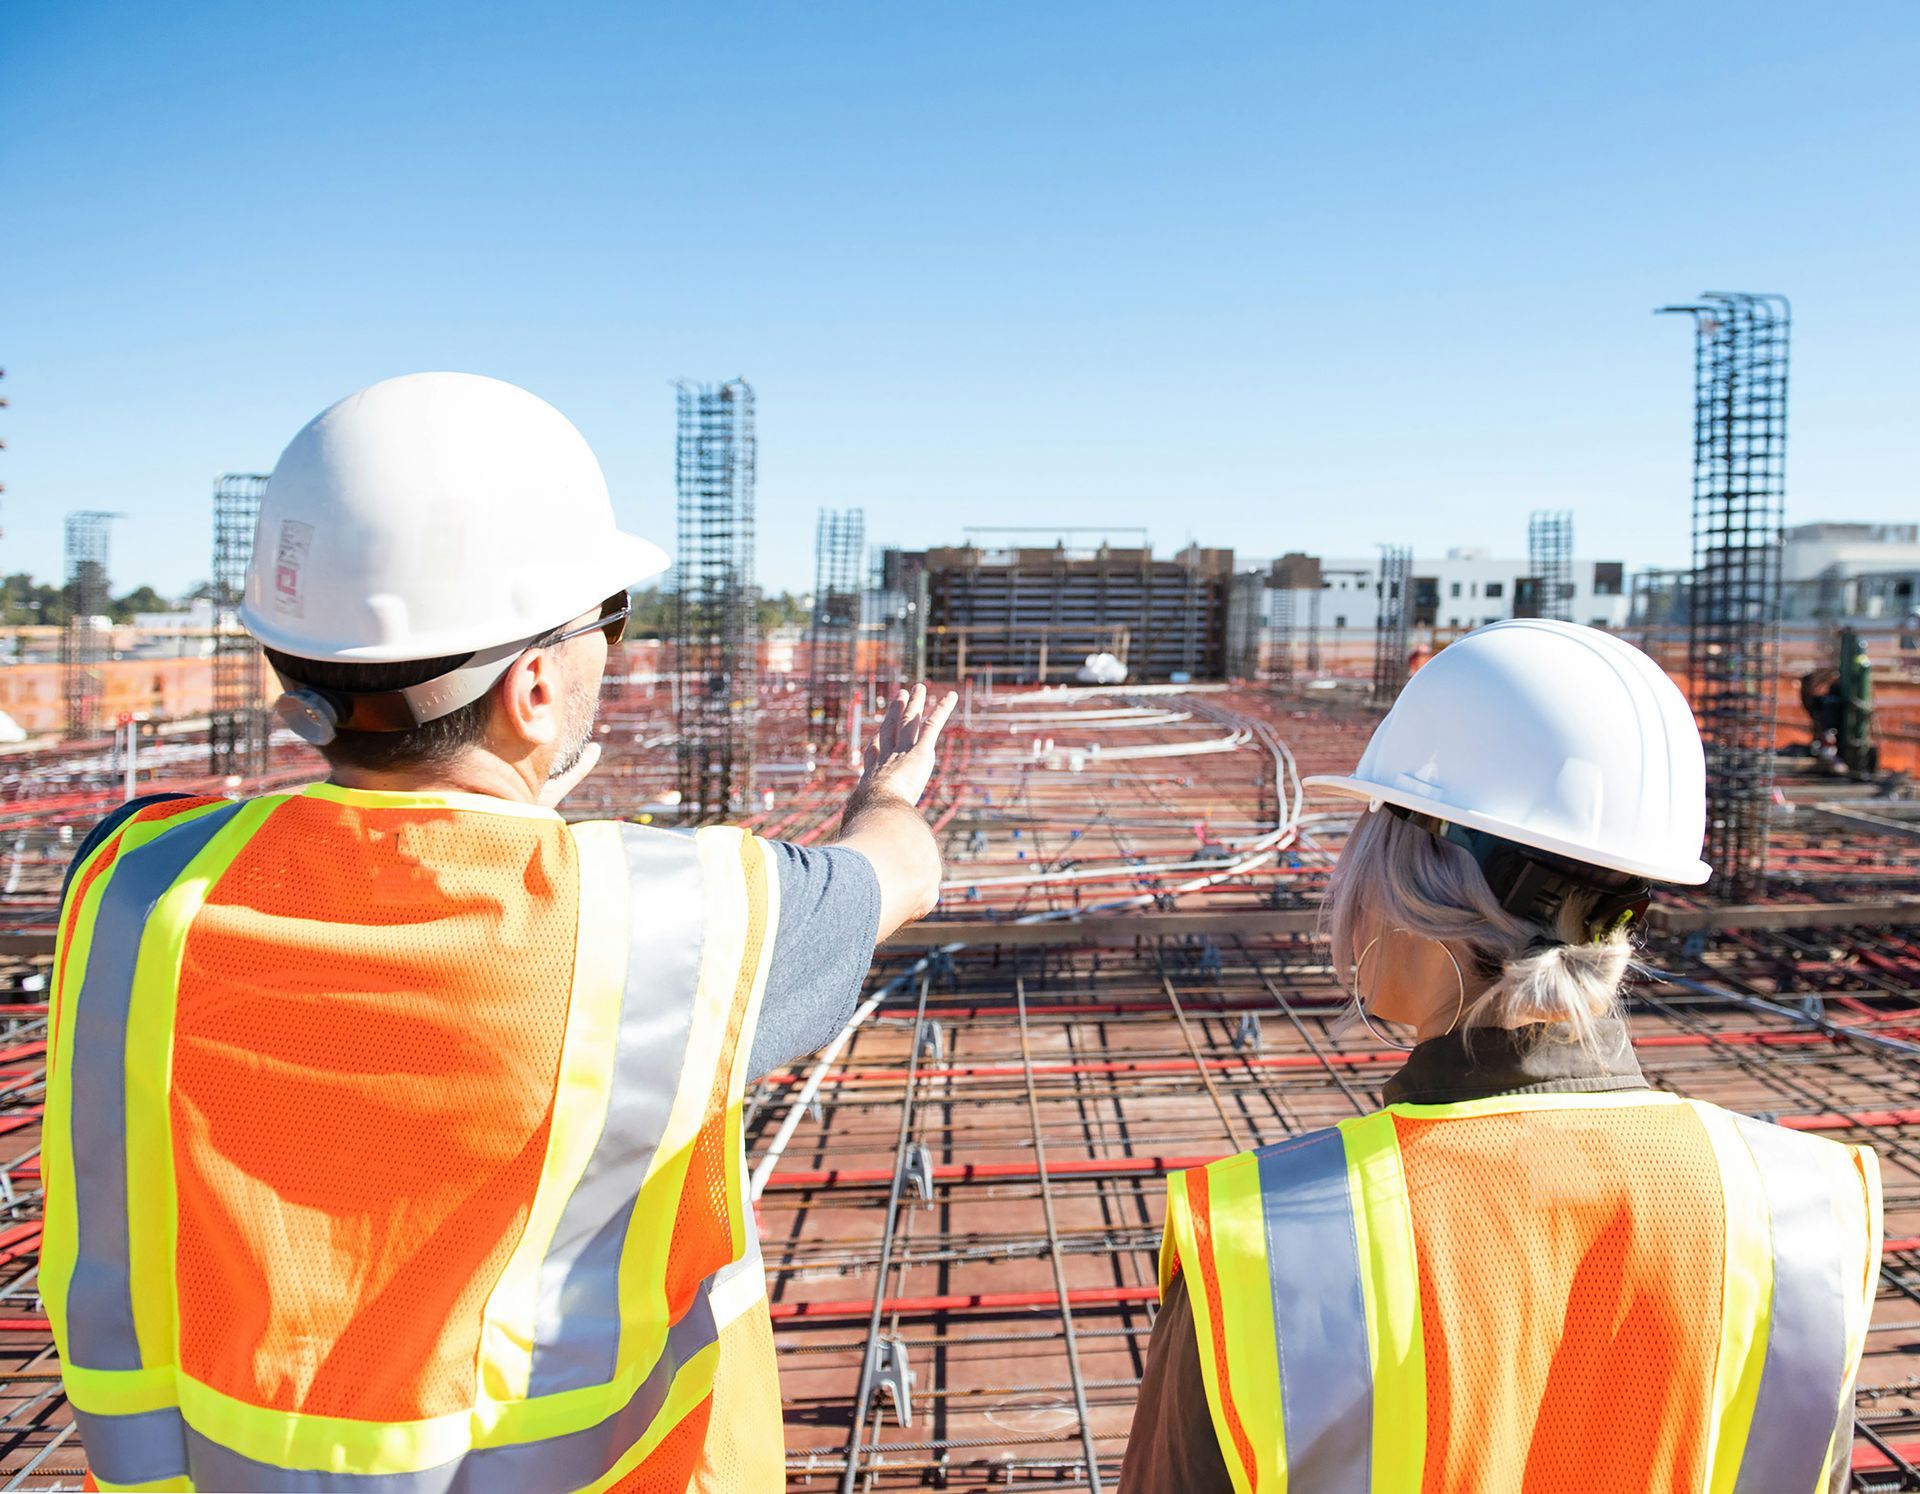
[600,593,630,646]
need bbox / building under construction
[908,538,1237,685]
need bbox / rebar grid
[673,379,758,821]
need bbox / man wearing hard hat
[44,373,955,1492]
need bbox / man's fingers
[911,691,959,754]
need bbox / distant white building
[1781,523,1920,621]
[1271,548,1630,635]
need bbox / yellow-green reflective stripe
[64,801,242,1371]
[1386,1088,1684,1120]
[1160,1172,1255,1494]
[1691,1100,1771,1492]
[1341,1110,1424,1494]
[78,1264,729,1490]
[1254,1128,1369,1491]
[527,825,706,1396]
[183,1266,726,1491]
[1205,1153,1284,1491]
[1730,1116,1854,1494]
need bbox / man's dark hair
[265,624,567,774]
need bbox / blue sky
[3,0,1916,598]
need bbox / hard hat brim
[1301,773,1714,886]
[243,529,672,665]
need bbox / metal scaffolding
[61,511,119,741]
[673,379,758,821]
[210,475,270,776]
[1660,293,1790,900]
[1372,544,1412,704]
[808,509,866,746]
[1528,509,1574,622]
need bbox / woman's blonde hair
[1323,808,1633,1047]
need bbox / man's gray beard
[547,680,602,780]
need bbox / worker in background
[1122,619,1880,1493]
[1839,625,1878,776]
[45,373,957,1493]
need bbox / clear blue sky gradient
[3,1,1916,597]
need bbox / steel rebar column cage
[1528,509,1574,623]
[672,379,758,822]
[211,475,270,776]
[61,510,120,741]
[1658,292,1790,901]
[808,508,865,744]
[1372,544,1412,705]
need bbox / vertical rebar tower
[1267,584,1295,685]
[61,511,118,740]
[1659,292,1790,899]
[673,379,757,820]
[1372,544,1412,704]
[807,508,865,744]
[211,475,271,776]
[1528,509,1574,622]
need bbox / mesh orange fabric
[1184,1168,1259,1491]
[687,1303,784,1493]
[609,1393,713,1494]
[1395,1103,1725,1492]
[170,795,578,1421]
[662,836,768,1318]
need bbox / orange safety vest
[43,784,785,1492]
[1161,1089,1881,1494]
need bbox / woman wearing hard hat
[1121,619,1880,1493]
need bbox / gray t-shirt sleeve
[745,839,882,1081]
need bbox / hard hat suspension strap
[1385,805,1652,945]
[268,637,533,746]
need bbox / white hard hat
[241,372,668,663]
[1305,619,1710,885]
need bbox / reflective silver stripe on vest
[1256,1127,1371,1491]
[71,1404,189,1487]
[174,1266,726,1492]
[526,825,706,1396]
[1731,1115,1853,1494]
[66,801,243,1371]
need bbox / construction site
[1,298,1919,1490]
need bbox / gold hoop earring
[1352,934,1415,1053]
[1439,942,1468,1036]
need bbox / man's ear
[493,648,562,752]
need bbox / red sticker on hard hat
[273,520,314,617]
